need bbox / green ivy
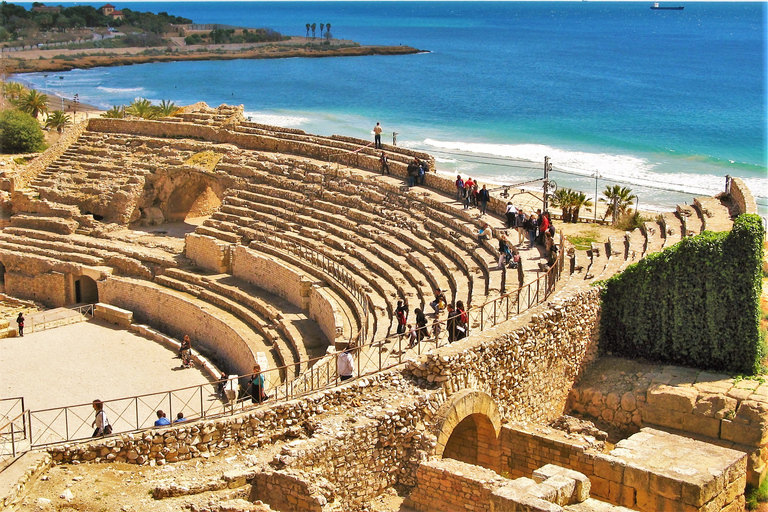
[599,214,764,374]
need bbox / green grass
[745,477,768,509]
[568,230,599,251]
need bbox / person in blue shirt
[154,410,170,427]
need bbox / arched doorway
[434,389,502,472]
[74,275,99,304]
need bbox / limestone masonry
[0,103,759,512]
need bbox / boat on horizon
[651,3,685,10]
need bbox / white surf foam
[97,86,145,94]
[243,111,309,127]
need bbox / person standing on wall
[374,122,383,149]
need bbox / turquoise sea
[13,2,768,214]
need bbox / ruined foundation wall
[408,288,601,424]
[97,276,256,375]
[308,286,342,345]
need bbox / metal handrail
[17,239,565,452]
[0,409,29,460]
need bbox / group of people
[455,176,491,215]
[91,402,186,437]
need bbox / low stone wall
[94,302,132,327]
[185,233,230,273]
[729,177,758,215]
[97,276,256,376]
[502,423,598,480]
[568,364,768,486]
[407,288,601,424]
[308,286,342,345]
[405,458,591,512]
[231,245,311,311]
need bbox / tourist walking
[538,211,551,245]
[91,399,111,437]
[337,346,354,381]
[478,184,490,215]
[418,160,427,185]
[446,304,460,343]
[396,300,408,336]
[517,254,525,288]
[16,312,24,337]
[432,315,442,342]
[374,122,383,149]
[456,300,468,340]
[248,364,267,403]
[380,152,391,174]
[406,324,418,348]
[179,334,192,368]
[415,307,428,341]
[498,235,513,269]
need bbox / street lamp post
[593,172,600,223]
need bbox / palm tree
[571,191,593,223]
[126,98,155,119]
[311,23,316,38]
[306,23,310,37]
[156,100,178,118]
[3,81,27,101]
[325,23,331,39]
[320,24,324,38]
[102,105,126,118]
[601,185,637,221]
[45,110,71,132]
[550,188,574,223]
[15,89,49,119]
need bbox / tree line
[0,1,192,42]
[305,23,332,40]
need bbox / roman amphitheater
[0,103,763,512]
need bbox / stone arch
[434,389,502,472]
[164,174,223,222]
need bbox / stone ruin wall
[3,120,89,194]
[44,288,601,508]
[729,177,758,216]
[567,373,768,487]
[97,275,257,376]
[85,118,434,186]
[407,288,601,424]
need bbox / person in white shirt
[91,399,111,437]
[337,347,354,381]
[505,202,518,229]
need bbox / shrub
[599,214,764,374]
[0,110,44,153]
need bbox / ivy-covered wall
[600,214,764,374]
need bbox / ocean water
[13,2,767,214]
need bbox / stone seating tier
[694,196,733,233]
[641,221,664,255]
[659,212,684,247]
[676,204,704,237]
[246,239,363,346]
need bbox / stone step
[9,214,78,235]
[676,204,703,236]
[694,197,733,233]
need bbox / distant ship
[651,3,685,9]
